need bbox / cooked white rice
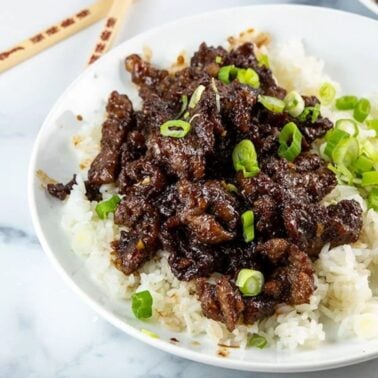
[61,37,378,351]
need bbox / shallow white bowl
[29,5,378,372]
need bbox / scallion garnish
[218,65,260,89]
[160,120,191,138]
[284,91,305,117]
[211,77,221,112]
[226,183,238,194]
[131,290,153,319]
[258,95,285,113]
[241,210,255,242]
[257,53,270,68]
[278,122,303,162]
[331,137,359,167]
[176,95,188,119]
[319,82,336,105]
[95,195,121,219]
[215,55,222,64]
[361,171,378,187]
[368,188,378,211]
[248,334,268,349]
[353,98,371,123]
[335,95,358,110]
[335,119,359,137]
[218,65,238,84]
[236,68,260,89]
[236,269,264,296]
[141,328,159,339]
[298,104,320,123]
[188,85,206,109]
[324,128,349,158]
[366,119,378,136]
[352,155,374,174]
[232,139,260,178]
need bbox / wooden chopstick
[0,0,112,74]
[87,0,133,64]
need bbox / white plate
[358,0,378,15]
[28,5,378,373]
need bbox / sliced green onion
[366,119,378,136]
[160,120,191,138]
[237,68,260,89]
[131,290,153,319]
[331,137,359,167]
[218,65,237,84]
[328,163,354,185]
[215,55,222,64]
[141,328,159,339]
[352,155,374,173]
[226,183,238,194]
[353,98,371,123]
[258,95,285,113]
[361,139,378,162]
[335,95,358,110]
[188,85,206,109]
[211,77,221,112]
[232,140,260,178]
[257,53,270,68]
[278,122,303,162]
[95,195,121,219]
[368,188,378,211]
[241,210,255,242]
[361,171,378,187]
[298,104,320,123]
[335,118,359,136]
[319,82,336,105]
[236,268,264,296]
[324,128,349,158]
[284,91,305,117]
[176,95,188,119]
[247,334,268,349]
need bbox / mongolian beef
[47,41,363,332]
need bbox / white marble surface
[1,0,377,377]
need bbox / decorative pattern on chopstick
[0,0,112,73]
[88,0,132,65]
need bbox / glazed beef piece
[125,54,169,88]
[196,276,245,331]
[284,200,363,257]
[162,217,220,281]
[118,157,167,197]
[256,239,314,305]
[147,129,207,180]
[84,180,102,202]
[47,175,76,200]
[88,91,134,186]
[176,179,239,244]
[225,42,286,99]
[113,193,160,274]
[190,42,228,70]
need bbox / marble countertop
[1,0,377,377]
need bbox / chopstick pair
[0,0,132,74]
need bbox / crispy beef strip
[47,175,76,200]
[87,91,134,189]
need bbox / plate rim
[28,4,378,372]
